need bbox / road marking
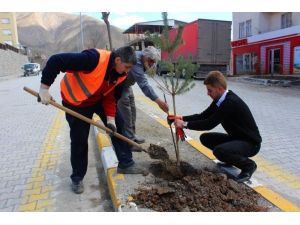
[135,94,300,212]
[18,110,64,212]
[254,156,300,190]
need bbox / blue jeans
[63,100,134,182]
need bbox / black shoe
[235,163,257,183]
[117,164,148,175]
[71,180,84,194]
[217,162,233,168]
[133,136,145,144]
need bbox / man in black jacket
[171,71,261,183]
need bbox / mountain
[16,12,128,65]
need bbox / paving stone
[0,199,7,208]
[0,206,15,212]
[5,198,20,208]
[0,75,111,211]
[0,191,22,201]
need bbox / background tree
[101,12,113,50]
[146,12,196,168]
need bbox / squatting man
[168,71,262,183]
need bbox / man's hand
[106,116,116,137]
[174,118,185,128]
[167,115,183,125]
[155,98,169,113]
[174,119,186,141]
[38,83,53,105]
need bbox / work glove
[167,115,182,125]
[176,127,186,141]
[106,116,116,137]
[38,84,53,105]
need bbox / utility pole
[80,12,84,50]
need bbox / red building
[231,13,300,75]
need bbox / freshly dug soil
[132,145,269,212]
[147,144,169,160]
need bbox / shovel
[23,86,148,153]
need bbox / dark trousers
[63,101,134,183]
[200,132,260,170]
[117,86,136,140]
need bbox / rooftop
[123,19,186,34]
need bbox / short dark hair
[114,46,137,65]
[204,71,227,89]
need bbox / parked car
[22,63,40,76]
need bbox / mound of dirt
[132,145,269,212]
[148,144,169,160]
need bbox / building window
[2,29,12,35]
[246,20,252,37]
[281,12,292,29]
[4,41,13,46]
[1,18,10,24]
[239,22,245,39]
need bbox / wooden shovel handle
[23,86,147,153]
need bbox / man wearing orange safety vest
[38,46,145,194]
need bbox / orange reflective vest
[60,49,126,106]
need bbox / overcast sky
[82,12,232,30]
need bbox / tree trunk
[172,93,180,168]
[102,12,113,50]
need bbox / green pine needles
[146,12,197,168]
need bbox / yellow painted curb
[254,186,300,212]
[93,117,124,211]
[107,168,122,210]
[154,117,170,128]
[96,132,111,149]
[186,139,216,160]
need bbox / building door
[236,55,243,74]
[243,53,251,72]
[269,48,281,74]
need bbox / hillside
[16,12,127,65]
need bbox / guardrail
[0,42,21,54]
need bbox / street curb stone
[93,118,138,212]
